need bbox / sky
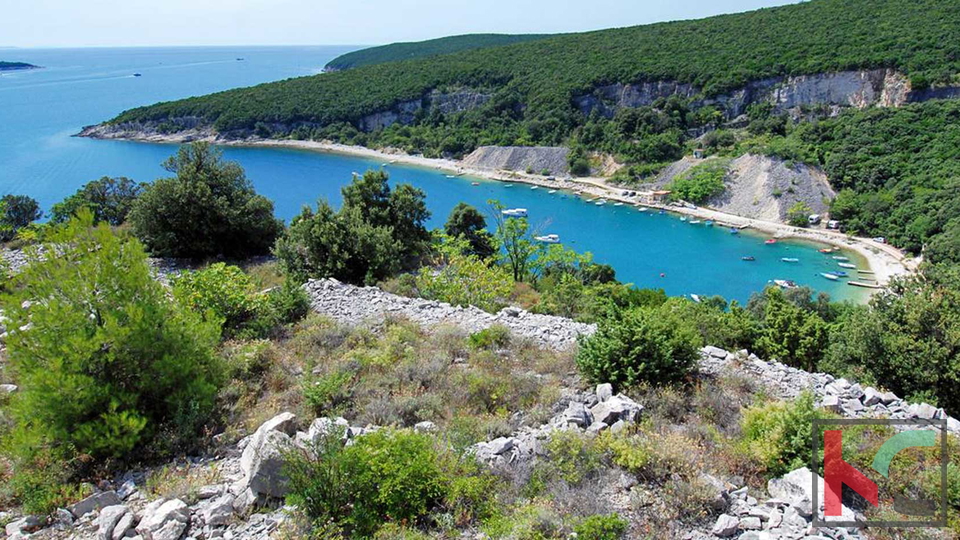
[4,0,803,48]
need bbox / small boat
[781,257,800,263]
[765,239,778,245]
[530,186,539,190]
[689,220,701,224]
[548,190,557,194]
[704,220,714,226]
[504,184,513,188]
[595,201,605,206]
[534,234,561,244]
[829,271,849,277]
[680,217,688,222]
[471,182,480,186]
[849,281,882,289]
[774,279,798,289]
[587,198,597,203]
[730,228,740,234]
[638,207,648,213]
[690,294,702,303]
[659,210,665,215]
[133,73,142,77]
[819,248,836,253]
[614,202,624,207]
[742,256,756,262]
[445,175,456,179]
[501,208,528,218]
[838,262,858,269]
[832,256,849,261]
[236,58,244,61]
[821,273,840,281]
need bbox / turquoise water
[0,47,867,304]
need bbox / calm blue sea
[0,46,867,303]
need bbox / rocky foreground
[3,272,957,540]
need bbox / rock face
[303,278,595,350]
[461,146,571,175]
[358,88,492,132]
[575,68,917,120]
[238,412,298,498]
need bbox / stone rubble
[302,278,595,350]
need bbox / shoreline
[80,130,916,289]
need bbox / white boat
[832,256,849,261]
[595,200,605,206]
[530,186,539,190]
[501,208,528,218]
[781,257,800,263]
[690,294,701,303]
[548,190,557,194]
[680,217,688,222]
[637,207,648,212]
[774,279,798,289]
[534,234,561,244]
[821,272,840,281]
[614,202,624,206]
[838,262,858,269]
[689,220,701,224]
[445,175,456,178]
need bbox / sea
[0,46,867,304]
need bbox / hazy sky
[6,0,802,48]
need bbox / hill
[0,61,39,71]
[324,33,550,71]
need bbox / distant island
[0,61,40,71]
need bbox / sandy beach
[81,131,916,288]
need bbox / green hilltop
[324,33,551,71]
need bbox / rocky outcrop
[302,278,595,350]
[461,145,570,175]
[576,68,918,119]
[358,88,492,131]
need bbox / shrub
[1,213,222,464]
[285,428,495,537]
[444,203,495,259]
[128,142,282,258]
[786,201,812,227]
[173,263,309,339]
[574,514,628,540]
[468,325,511,350]
[576,306,699,388]
[667,160,728,204]
[276,170,430,285]
[417,253,514,313]
[50,176,144,226]
[739,392,828,477]
[0,194,42,242]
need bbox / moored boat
[534,234,561,243]
[742,256,756,261]
[765,239,777,245]
[689,220,701,224]
[501,208,528,218]
[729,228,740,234]
[838,262,857,269]
[774,279,798,289]
[781,257,799,263]
[832,256,849,261]
[821,272,839,281]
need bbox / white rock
[112,511,137,540]
[711,514,739,537]
[69,490,121,518]
[98,505,129,540]
[137,499,189,540]
[200,493,236,528]
[596,383,613,402]
[239,412,297,475]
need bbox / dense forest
[324,33,550,71]
[112,0,960,141]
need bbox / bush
[50,176,144,226]
[285,428,495,537]
[417,253,514,313]
[444,203,495,259]
[173,263,309,340]
[739,392,828,477]
[576,306,699,388]
[128,142,282,258]
[786,201,812,227]
[0,194,42,242]
[1,213,222,463]
[468,325,511,350]
[276,170,430,285]
[667,161,728,204]
[574,514,628,540]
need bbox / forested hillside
[0,61,39,71]
[324,33,550,71]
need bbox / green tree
[666,160,728,204]
[128,142,282,258]
[50,176,144,226]
[416,234,513,313]
[576,305,699,388]
[822,265,960,412]
[0,194,42,241]
[786,201,813,227]
[489,200,543,281]
[749,287,829,371]
[1,212,222,462]
[445,203,495,259]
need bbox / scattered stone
[711,514,739,537]
[136,499,189,540]
[117,479,138,500]
[200,493,236,528]
[596,383,613,402]
[738,516,761,530]
[69,490,121,518]
[112,511,137,540]
[6,516,42,537]
[414,421,438,433]
[0,384,17,394]
[97,505,130,540]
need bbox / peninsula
[0,61,40,71]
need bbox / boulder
[0,384,17,394]
[112,511,137,540]
[560,401,592,428]
[861,387,883,407]
[200,493,236,528]
[910,402,938,420]
[767,467,856,521]
[711,514,739,537]
[5,516,42,537]
[589,394,641,425]
[136,499,189,540]
[245,430,295,498]
[97,505,130,540]
[239,412,297,474]
[69,490,121,518]
[596,383,613,402]
[414,421,438,433]
[738,516,761,530]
